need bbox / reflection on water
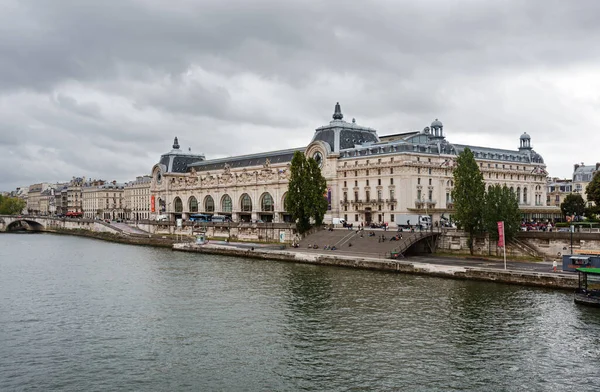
[1,233,600,391]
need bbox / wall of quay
[174,244,577,290]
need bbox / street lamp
[570,224,574,254]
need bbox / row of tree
[560,172,600,219]
[452,147,521,254]
[0,195,26,215]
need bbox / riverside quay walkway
[174,241,577,290]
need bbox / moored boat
[575,268,600,307]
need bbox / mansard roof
[187,147,304,173]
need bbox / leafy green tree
[586,171,600,207]
[451,147,485,254]
[483,185,521,243]
[285,151,328,234]
[0,195,26,215]
[560,193,585,218]
[306,158,328,226]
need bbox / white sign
[177,218,183,228]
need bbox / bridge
[0,215,121,234]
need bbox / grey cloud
[1,0,600,190]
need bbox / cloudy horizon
[1,0,600,191]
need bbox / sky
[1,0,600,192]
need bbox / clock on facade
[313,151,323,168]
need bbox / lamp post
[570,224,574,254]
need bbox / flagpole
[503,226,507,270]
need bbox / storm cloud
[1,0,600,190]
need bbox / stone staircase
[298,229,433,258]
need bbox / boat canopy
[576,267,600,275]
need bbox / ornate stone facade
[151,103,556,227]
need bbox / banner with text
[497,221,505,248]
[151,195,155,213]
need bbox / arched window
[240,194,252,212]
[188,196,198,213]
[174,197,183,213]
[260,193,274,212]
[281,192,288,212]
[516,187,521,203]
[221,194,232,213]
[523,187,528,204]
[204,195,215,212]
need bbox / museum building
[150,103,555,227]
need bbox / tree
[451,147,486,254]
[561,193,585,218]
[0,195,26,215]
[285,151,328,234]
[483,185,521,244]
[586,171,600,207]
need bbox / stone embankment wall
[437,230,600,260]
[174,244,577,290]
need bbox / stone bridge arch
[4,218,46,232]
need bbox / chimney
[574,164,580,172]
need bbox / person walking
[552,260,558,273]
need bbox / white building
[124,175,152,221]
[150,103,556,227]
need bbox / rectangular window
[355,214,359,222]
[344,181,347,187]
[377,190,382,200]
[344,214,348,222]
[391,214,395,222]
[378,179,381,186]
[417,190,422,200]
[428,168,432,175]
[378,214,382,221]
[355,171,358,176]
[418,168,421,174]
[354,192,359,201]
[366,170,369,176]
[355,180,358,187]
[428,190,433,200]
[344,172,347,177]
[366,180,370,186]
[390,189,395,200]
[366,191,370,202]
[343,192,347,201]
[378,169,381,175]
[418,178,421,185]
[428,179,432,185]
[391,168,394,174]
[390,178,394,185]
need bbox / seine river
[1,233,599,391]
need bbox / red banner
[151,195,155,213]
[497,221,505,247]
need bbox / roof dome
[431,118,443,128]
[520,132,530,140]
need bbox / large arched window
[523,187,528,204]
[516,187,521,203]
[204,195,215,212]
[281,193,288,212]
[260,192,274,212]
[221,194,232,213]
[240,194,252,212]
[188,196,198,213]
[174,197,183,213]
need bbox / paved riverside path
[293,228,572,276]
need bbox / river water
[1,233,599,391]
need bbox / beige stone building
[573,163,599,207]
[82,181,125,220]
[150,103,556,227]
[124,176,152,221]
[546,178,572,208]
